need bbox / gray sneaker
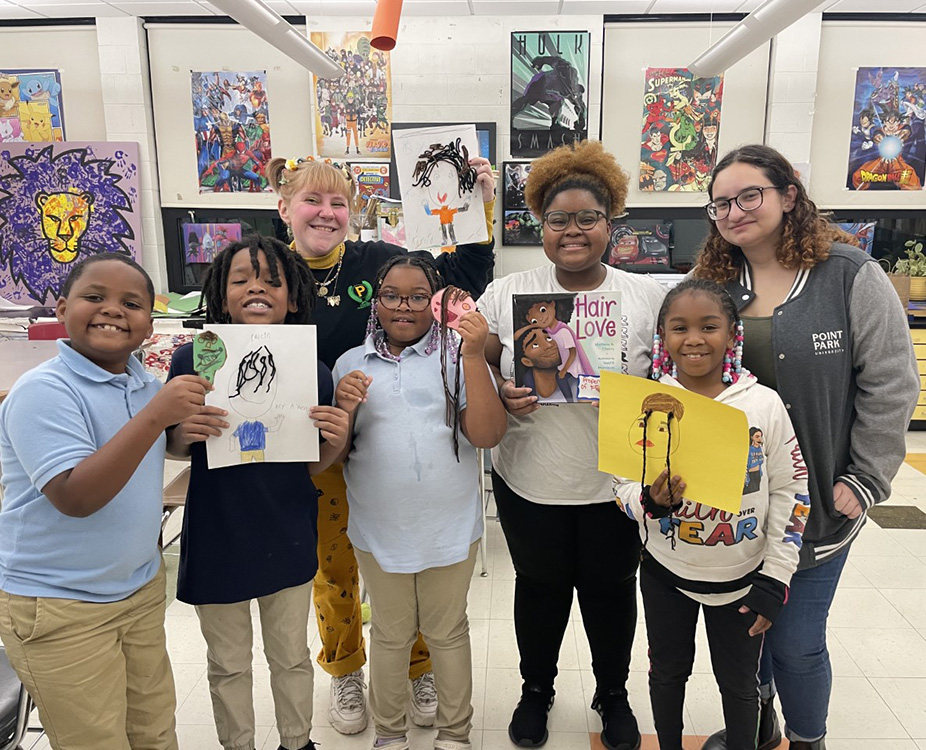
[329,669,368,734]
[409,670,438,727]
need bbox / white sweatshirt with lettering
[612,372,809,614]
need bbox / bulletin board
[601,21,771,209]
[809,20,926,209]
[146,23,314,209]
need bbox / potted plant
[888,239,926,306]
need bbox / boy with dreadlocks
[612,278,809,750]
[166,235,351,750]
[333,255,506,750]
[413,138,478,245]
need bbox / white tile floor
[26,434,926,750]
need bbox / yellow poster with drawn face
[598,371,748,514]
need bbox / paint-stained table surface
[0,340,59,403]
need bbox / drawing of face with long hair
[629,392,684,457]
[229,345,277,419]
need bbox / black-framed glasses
[542,209,608,231]
[377,292,432,311]
[704,186,781,221]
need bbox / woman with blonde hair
[694,144,917,750]
[266,154,496,735]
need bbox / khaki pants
[196,581,313,750]
[313,464,430,679]
[0,563,178,750]
[356,543,477,742]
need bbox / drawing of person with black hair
[228,344,283,462]
[628,392,684,459]
[412,138,478,245]
[744,426,765,495]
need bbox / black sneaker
[278,743,317,750]
[591,688,641,750]
[508,684,555,747]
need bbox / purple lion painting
[0,142,140,303]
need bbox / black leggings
[641,564,763,750]
[493,470,641,692]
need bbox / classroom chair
[161,465,189,549]
[0,646,42,750]
[26,322,67,341]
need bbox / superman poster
[846,67,926,191]
[639,67,723,192]
[510,31,589,158]
[192,71,272,194]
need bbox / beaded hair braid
[651,278,743,385]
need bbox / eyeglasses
[542,209,608,231]
[377,292,432,311]
[704,186,781,222]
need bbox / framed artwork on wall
[502,160,541,246]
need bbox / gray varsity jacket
[723,243,918,569]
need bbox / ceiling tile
[648,0,747,11]
[565,0,652,12]
[110,0,214,12]
[472,0,560,13]
[0,2,46,18]
[29,2,130,14]
[402,1,473,15]
[826,0,924,8]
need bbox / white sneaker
[329,669,368,734]
[409,670,438,727]
[373,737,410,750]
[434,741,471,750]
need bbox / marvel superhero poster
[510,31,590,158]
[639,67,724,192]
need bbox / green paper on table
[598,371,749,514]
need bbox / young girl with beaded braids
[166,235,352,750]
[332,254,507,750]
[266,155,496,734]
[611,278,809,750]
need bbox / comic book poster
[510,31,589,158]
[184,222,242,264]
[606,223,671,266]
[836,222,876,254]
[512,291,622,403]
[0,70,65,142]
[846,67,926,191]
[191,71,272,194]
[0,142,140,304]
[503,161,541,245]
[639,68,723,192]
[350,163,390,203]
[312,32,392,160]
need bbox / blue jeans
[759,549,849,742]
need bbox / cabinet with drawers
[910,327,926,424]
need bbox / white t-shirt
[479,264,665,505]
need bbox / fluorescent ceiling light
[208,0,344,79]
[688,0,822,77]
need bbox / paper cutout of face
[194,331,227,385]
[431,289,475,330]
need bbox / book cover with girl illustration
[196,324,320,469]
[512,290,621,403]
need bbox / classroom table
[0,340,60,403]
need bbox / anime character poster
[503,161,541,245]
[184,222,242,264]
[639,67,724,192]
[393,124,488,250]
[846,67,926,191]
[312,32,392,160]
[0,69,65,143]
[197,324,321,470]
[191,71,272,194]
[510,31,589,158]
[0,142,140,304]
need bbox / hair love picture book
[512,291,621,404]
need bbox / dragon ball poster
[639,67,723,192]
[0,142,140,304]
[846,67,926,191]
[0,69,65,143]
[192,71,273,194]
[312,32,392,160]
[510,31,590,158]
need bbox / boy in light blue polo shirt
[0,254,217,750]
